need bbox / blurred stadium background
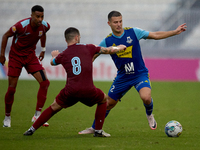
[0,0,200,80]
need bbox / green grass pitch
[0,80,200,150]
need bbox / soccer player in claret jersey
[79,11,187,135]
[0,5,50,127]
[23,27,126,137]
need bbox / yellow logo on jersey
[39,31,43,36]
[145,80,148,83]
[116,45,133,58]
[11,26,16,33]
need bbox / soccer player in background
[79,10,187,135]
[0,5,50,127]
[23,27,126,137]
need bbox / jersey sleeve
[87,44,101,55]
[10,21,22,35]
[42,21,50,33]
[133,28,149,40]
[99,38,107,47]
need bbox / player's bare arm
[92,53,100,62]
[92,44,126,62]
[39,34,46,61]
[0,30,14,65]
[147,23,187,40]
[99,44,126,54]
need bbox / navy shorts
[108,74,151,101]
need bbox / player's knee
[7,87,16,95]
[39,80,50,89]
[99,94,107,104]
[106,97,118,110]
[141,96,152,105]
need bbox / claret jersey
[54,43,101,96]
[9,17,50,56]
[99,27,149,79]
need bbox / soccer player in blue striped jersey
[79,11,187,135]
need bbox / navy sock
[92,109,110,129]
[144,98,153,116]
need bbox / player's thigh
[8,55,23,77]
[25,54,45,80]
[32,70,47,82]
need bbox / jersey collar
[112,31,125,38]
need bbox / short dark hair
[31,5,44,13]
[108,11,122,21]
[64,27,80,42]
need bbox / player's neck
[113,29,124,37]
[67,42,77,46]
[67,38,79,46]
[30,20,39,29]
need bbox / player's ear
[75,35,79,42]
[31,12,34,18]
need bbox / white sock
[35,111,41,117]
[5,116,11,119]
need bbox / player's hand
[175,23,187,35]
[117,44,126,50]
[39,51,45,61]
[51,50,60,57]
[0,55,6,65]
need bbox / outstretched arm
[92,45,126,62]
[147,23,187,40]
[99,44,126,54]
[0,30,13,65]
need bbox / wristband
[41,47,46,52]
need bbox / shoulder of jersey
[106,33,112,38]
[124,27,133,30]
[105,27,133,38]
[76,43,86,46]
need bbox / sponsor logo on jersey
[115,45,133,58]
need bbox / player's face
[108,16,123,35]
[31,11,44,27]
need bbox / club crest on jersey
[126,36,133,44]
[39,31,43,36]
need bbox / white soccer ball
[165,120,182,137]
